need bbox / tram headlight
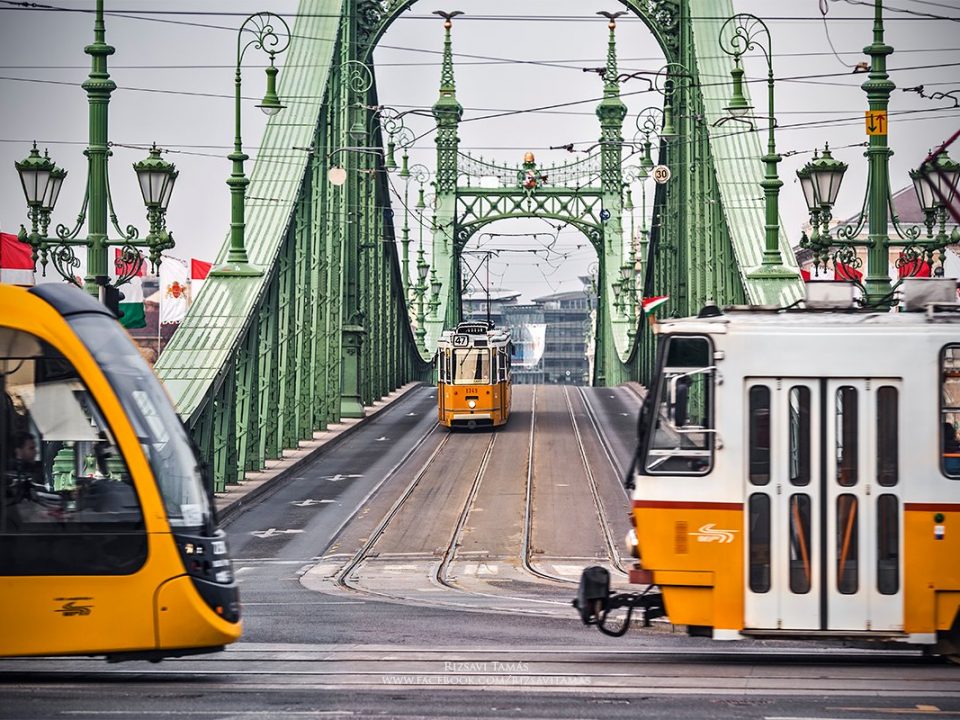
[467,399,476,409]
[625,528,640,559]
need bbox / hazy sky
[1,0,957,300]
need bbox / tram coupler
[573,566,665,638]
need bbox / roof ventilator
[901,278,958,313]
[804,281,857,310]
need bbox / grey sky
[1,1,957,301]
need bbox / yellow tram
[437,321,512,429]
[577,280,960,662]
[0,283,241,661]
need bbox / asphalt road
[2,383,958,719]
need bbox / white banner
[159,256,190,325]
[511,323,546,368]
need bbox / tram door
[744,378,903,633]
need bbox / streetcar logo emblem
[690,524,737,544]
[54,598,93,616]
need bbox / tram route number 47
[453,334,469,347]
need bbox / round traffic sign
[652,164,671,184]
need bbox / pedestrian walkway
[215,382,423,521]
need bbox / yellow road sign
[865,110,888,136]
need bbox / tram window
[452,348,490,385]
[876,494,899,595]
[748,386,770,485]
[748,493,771,594]
[941,345,960,478]
[836,494,859,595]
[788,386,811,487]
[70,316,211,530]
[0,326,146,576]
[643,336,715,475]
[835,386,858,487]
[876,386,898,487]
[788,494,812,594]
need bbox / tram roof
[657,303,960,334]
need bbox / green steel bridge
[154,0,804,491]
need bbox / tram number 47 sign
[865,110,887,136]
[652,164,671,184]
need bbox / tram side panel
[629,320,960,643]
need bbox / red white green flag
[114,248,146,329]
[641,295,669,314]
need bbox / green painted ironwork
[14,0,177,294]
[156,0,807,492]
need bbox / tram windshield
[641,335,715,475]
[453,348,491,385]
[69,316,212,531]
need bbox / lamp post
[13,0,178,301]
[797,0,960,302]
[718,14,796,279]
[414,244,429,350]
[209,12,291,277]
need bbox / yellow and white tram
[0,283,241,661]
[437,321,511,429]
[577,280,960,661]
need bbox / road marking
[551,564,585,576]
[406,412,418,416]
[251,528,305,538]
[322,473,363,482]
[382,564,419,571]
[555,483,569,487]
[376,436,388,442]
[290,499,337,507]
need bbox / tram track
[520,385,628,585]
[433,431,497,588]
[332,427,453,595]
[563,385,628,577]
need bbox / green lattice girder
[155,0,429,491]
[155,0,809,491]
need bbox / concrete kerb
[215,382,424,523]
[623,381,647,402]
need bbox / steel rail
[519,386,583,585]
[563,385,628,576]
[332,427,451,591]
[576,385,631,500]
[433,431,498,588]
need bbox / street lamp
[414,245,429,349]
[718,13,796,280]
[210,11,291,277]
[12,0,180,301]
[797,0,960,302]
[910,150,960,246]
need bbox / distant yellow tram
[0,283,241,661]
[437,321,511,429]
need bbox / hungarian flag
[0,232,35,286]
[190,258,212,303]
[160,255,190,325]
[641,295,669,314]
[114,248,146,329]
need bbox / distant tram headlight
[467,399,477,408]
[625,528,640,559]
